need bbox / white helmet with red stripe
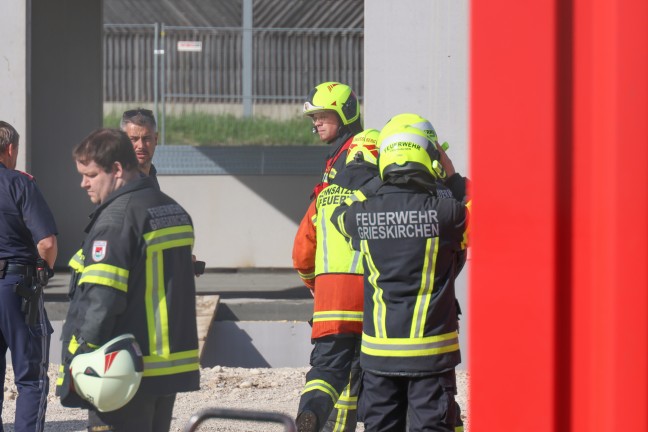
[70,334,144,412]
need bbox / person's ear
[8,142,18,158]
[112,161,124,177]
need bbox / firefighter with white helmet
[56,128,200,432]
[331,124,470,431]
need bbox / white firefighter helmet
[70,334,144,412]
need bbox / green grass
[104,112,321,146]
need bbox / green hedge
[104,112,321,146]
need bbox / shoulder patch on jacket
[16,170,34,181]
[92,240,108,262]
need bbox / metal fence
[103,24,364,107]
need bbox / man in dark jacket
[332,124,469,432]
[120,108,160,188]
[56,128,200,432]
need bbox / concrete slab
[41,270,316,368]
[38,268,468,370]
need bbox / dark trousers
[359,369,463,432]
[298,334,361,431]
[0,275,52,432]
[322,349,361,432]
[88,391,176,432]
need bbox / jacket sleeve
[292,200,317,290]
[76,284,128,345]
[444,173,471,204]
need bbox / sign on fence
[177,41,203,52]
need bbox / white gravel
[2,364,469,431]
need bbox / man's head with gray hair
[120,108,158,176]
[0,121,19,154]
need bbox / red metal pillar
[470,0,559,429]
[470,0,647,430]
[571,0,648,430]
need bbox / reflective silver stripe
[321,207,329,273]
[80,266,128,287]
[313,311,362,321]
[145,229,193,246]
[362,334,459,354]
[362,239,387,338]
[349,249,361,273]
[302,379,339,402]
[412,237,438,338]
[151,249,164,354]
[144,355,199,370]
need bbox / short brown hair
[73,128,138,172]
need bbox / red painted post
[571,0,648,430]
[470,1,559,430]
[471,0,648,430]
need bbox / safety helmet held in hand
[303,82,361,126]
[382,113,439,145]
[70,334,144,412]
[378,124,443,180]
[346,129,380,166]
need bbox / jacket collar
[85,176,156,232]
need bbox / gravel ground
[2,364,469,431]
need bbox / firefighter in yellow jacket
[332,124,469,432]
[293,130,380,432]
[56,128,200,432]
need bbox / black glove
[55,336,95,409]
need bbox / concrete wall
[0,1,103,267]
[0,0,29,169]
[364,0,470,177]
[364,0,471,367]
[158,175,318,268]
[30,1,104,266]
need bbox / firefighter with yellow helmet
[303,81,364,199]
[293,129,380,432]
[331,124,469,432]
[382,112,469,203]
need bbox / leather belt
[5,263,36,276]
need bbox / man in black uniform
[120,108,205,276]
[332,124,469,432]
[56,128,200,432]
[0,120,58,432]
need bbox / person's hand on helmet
[436,141,456,178]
